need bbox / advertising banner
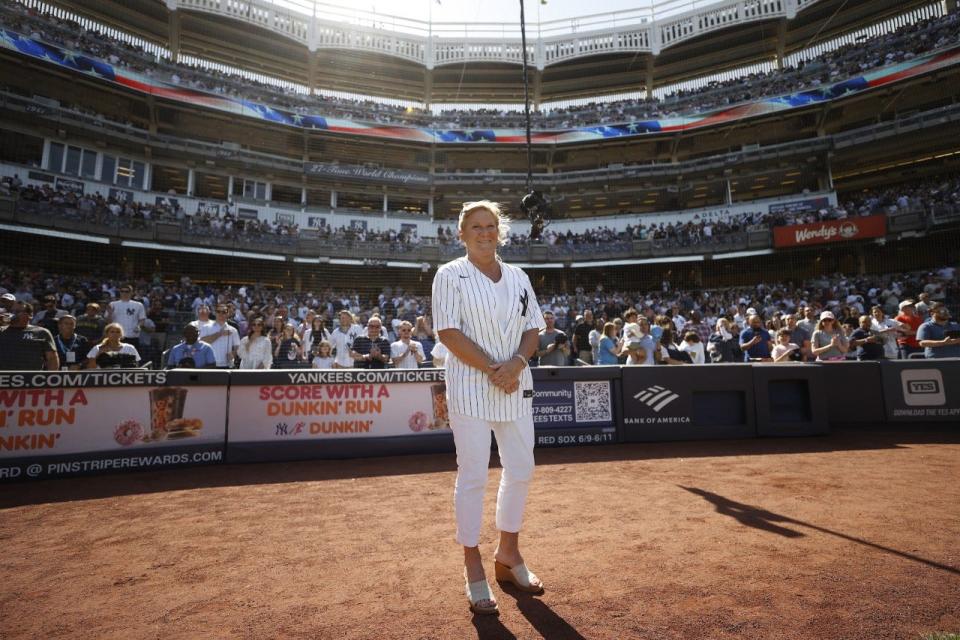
[532,379,617,447]
[773,215,886,248]
[304,162,431,185]
[196,201,220,215]
[621,364,755,441]
[879,359,960,422]
[54,176,85,195]
[228,368,620,459]
[0,370,228,482]
[227,369,451,448]
[768,197,831,215]
[108,187,134,203]
[5,27,960,145]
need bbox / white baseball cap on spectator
[0,293,15,302]
[746,307,758,316]
[898,300,915,310]
[819,311,836,321]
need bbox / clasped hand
[488,358,524,394]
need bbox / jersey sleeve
[522,273,547,332]
[432,267,461,333]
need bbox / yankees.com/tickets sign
[227,369,451,446]
[773,215,886,248]
[0,370,228,482]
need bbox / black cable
[518,0,548,240]
[519,0,533,192]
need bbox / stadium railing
[3,194,950,263]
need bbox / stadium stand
[1,260,956,367]
[0,0,958,127]
[3,171,958,263]
[1,0,958,373]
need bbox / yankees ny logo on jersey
[519,289,529,317]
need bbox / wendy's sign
[773,215,886,248]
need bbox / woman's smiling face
[459,208,499,260]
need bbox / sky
[298,0,702,36]
[381,0,653,24]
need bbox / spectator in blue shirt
[167,324,217,368]
[739,314,773,361]
[596,322,621,365]
[917,304,960,359]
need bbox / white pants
[450,411,536,548]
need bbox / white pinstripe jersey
[432,256,546,421]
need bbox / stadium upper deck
[44,0,945,103]
[1,1,959,223]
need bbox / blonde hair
[99,322,124,347]
[458,200,511,245]
[317,339,332,356]
[814,317,837,332]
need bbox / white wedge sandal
[494,560,545,594]
[464,570,499,615]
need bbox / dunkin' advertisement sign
[773,215,886,248]
[0,370,228,481]
[227,369,449,443]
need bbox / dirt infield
[2,425,959,640]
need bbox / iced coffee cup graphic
[148,387,188,439]
[431,383,449,430]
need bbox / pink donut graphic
[408,411,429,433]
[114,419,144,446]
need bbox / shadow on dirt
[680,485,960,575]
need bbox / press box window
[64,146,81,175]
[81,149,97,178]
[242,179,267,200]
[47,142,64,173]
[101,155,116,183]
[116,158,146,189]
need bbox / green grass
[923,634,960,640]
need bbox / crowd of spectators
[532,264,960,365]
[1,260,957,372]
[2,0,958,129]
[6,173,959,258]
[4,179,429,250]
